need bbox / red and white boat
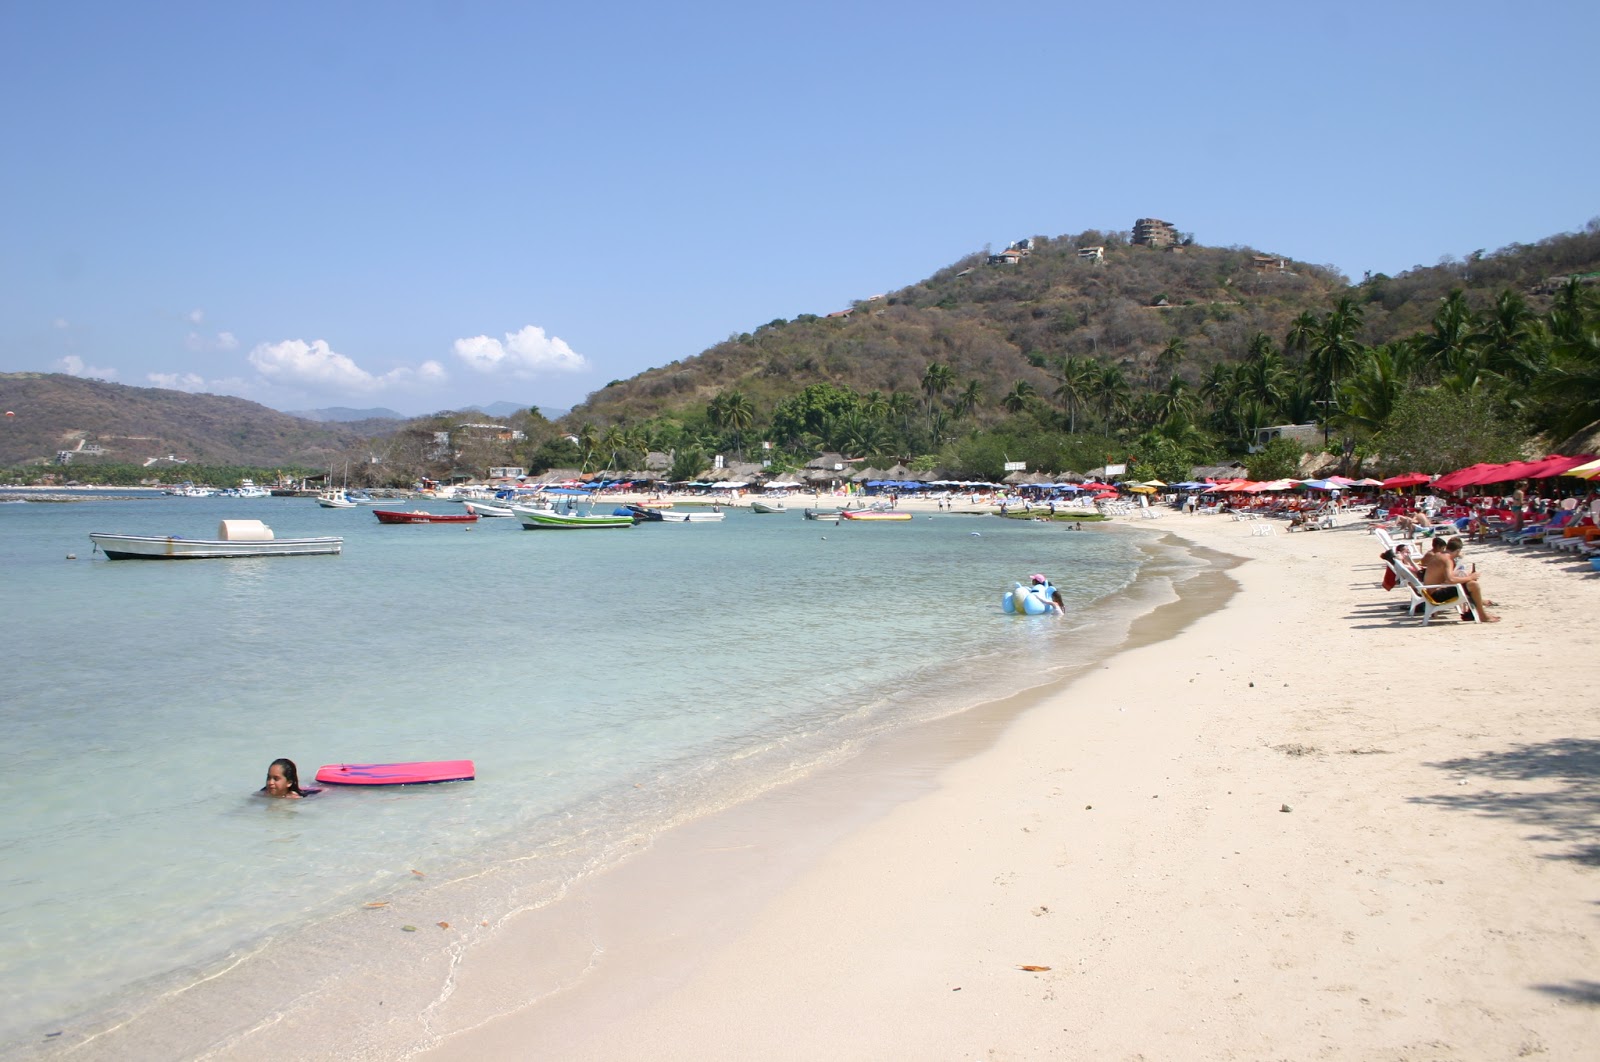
[373,509,479,524]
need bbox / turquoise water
[0,494,1176,1054]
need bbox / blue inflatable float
[1002,580,1060,615]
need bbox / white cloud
[185,330,241,353]
[247,339,448,394]
[148,372,207,392]
[53,318,69,329]
[453,325,588,377]
[58,355,118,380]
[186,309,205,324]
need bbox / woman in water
[262,757,307,799]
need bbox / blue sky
[2,1,1596,417]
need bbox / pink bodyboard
[314,760,475,786]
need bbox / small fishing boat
[463,501,515,518]
[317,489,357,509]
[89,520,342,560]
[750,500,788,514]
[657,509,725,522]
[803,508,842,520]
[625,504,666,522]
[373,509,480,524]
[516,505,635,530]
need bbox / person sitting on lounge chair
[1420,537,1500,623]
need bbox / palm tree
[954,379,983,420]
[718,390,755,456]
[575,421,599,472]
[1237,333,1287,414]
[1151,375,1196,423]
[920,362,954,441]
[1091,363,1131,430]
[1051,355,1095,433]
[1284,311,1319,361]
[1480,289,1542,386]
[1336,342,1415,435]
[1155,337,1186,381]
[1002,380,1036,415]
[1307,297,1366,443]
[1415,289,1481,384]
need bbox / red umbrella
[1381,472,1431,489]
[1433,463,1495,492]
[1525,454,1596,479]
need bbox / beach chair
[1391,564,1472,625]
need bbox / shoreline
[422,513,1600,1060]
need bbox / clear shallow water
[0,495,1178,1053]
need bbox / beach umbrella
[1526,454,1597,479]
[1126,485,1156,494]
[1564,457,1600,479]
[1382,472,1430,489]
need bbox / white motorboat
[750,500,788,514]
[317,489,357,509]
[89,520,342,560]
[658,510,725,522]
[463,501,515,518]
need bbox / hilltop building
[1131,218,1179,248]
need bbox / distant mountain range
[290,401,565,422]
[289,405,405,422]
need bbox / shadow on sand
[1412,738,1600,866]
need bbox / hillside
[570,223,1600,428]
[571,232,1339,424]
[0,373,365,468]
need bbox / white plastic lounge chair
[1391,563,1473,625]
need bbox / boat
[373,509,480,524]
[625,504,667,522]
[657,509,725,522]
[750,500,788,514]
[517,505,636,530]
[317,488,357,508]
[89,520,342,560]
[463,501,515,518]
[839,509,912,522]
[804,508,842,520]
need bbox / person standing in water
[262,758,307,798]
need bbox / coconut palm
[1091,363,1131,430]
[1416,290,1482,384]
[954,379,983,420]
[1051,355,1095,433]
[1307,297,1366,401]
[1002,380,1036,415]
[1336,342,1415,435]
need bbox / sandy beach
[399,506,1600,1061]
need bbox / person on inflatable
[262,757,308,799]
[1029,574,1065,615]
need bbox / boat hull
[657,511,725,522]
[750,501,787,514]
[463,502,515,517]
[89,533,343,559]
[373,509,479,524]
[839,510,912,521]
[518,511,635,529]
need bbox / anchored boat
[89,520,343,560]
